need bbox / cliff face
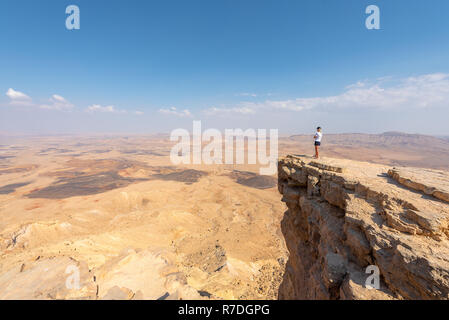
[277,155,449,300]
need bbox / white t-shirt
[314,132,322,142]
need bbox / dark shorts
[314,141,321,146]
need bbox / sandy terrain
[0,135,286,299]
[0,131,448,299]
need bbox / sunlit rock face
[278,155,449,300]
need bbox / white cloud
[203,99,306,116]
[159,107,192,117]
[40,94,74,110]
[51,94,66,102]
[6,88,31,100]
[5,88,34,106]
[345,81,367,89]
[134,111,144,115]
[204,73,449,115]
[5,89,74,111]
[236,92,258,97]
[86,104,127,114]
[203,105,257,115]
[299,73,449,110]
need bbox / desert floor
[0,132,448,299]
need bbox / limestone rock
[388,167,449,204]
[95,249,204,300]
[278,155,449,300]
[0,256,97,300]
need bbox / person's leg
[314,145,319,158]
[316,145,319,158]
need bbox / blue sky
[1,0,449,134]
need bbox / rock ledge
[278,155,449,300]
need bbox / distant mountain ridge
[282,132,449,170]
[287,132,449,148]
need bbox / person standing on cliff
[314,127,322,159]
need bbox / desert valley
[0,132,448,299]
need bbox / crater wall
[277,155,449,300]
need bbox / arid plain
[1,132,449,299]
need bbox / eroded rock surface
[388,167,449,204]
[278,155,449,300]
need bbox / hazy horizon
[0,128,449,138]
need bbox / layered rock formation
[278,155,449,300]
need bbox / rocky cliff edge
[277,155,449,300]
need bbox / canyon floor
[0,132,448,299]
